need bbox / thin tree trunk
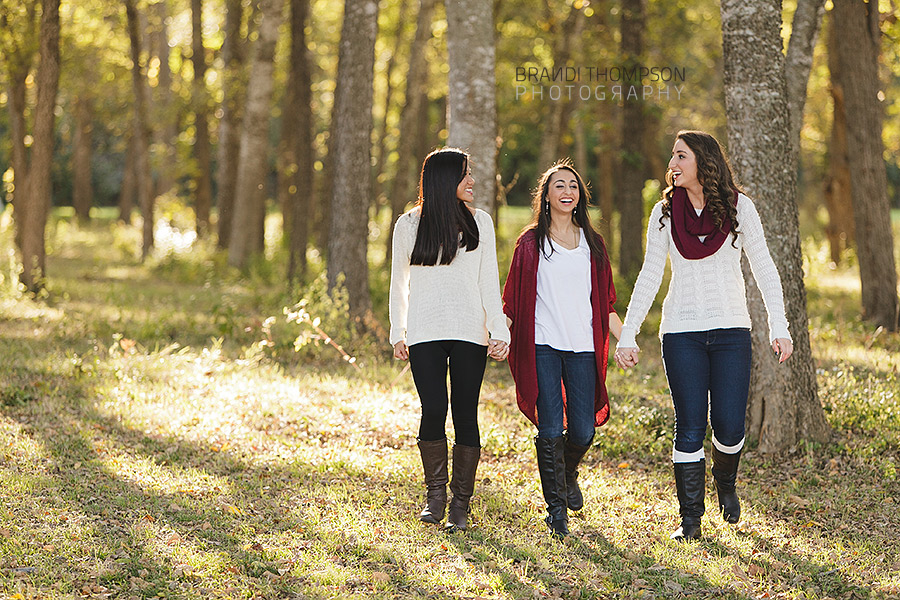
[385,0,436,262]
[119,134,136,224]
[537,2,580,171]
[228,0,284,268]
[17,0,60,292]
[327,0,379,316]
[126,0,155,260]
[446,0,497,215]
[8,70,29,252]
[721,0,829,452]
[618,0,647,281]
[151,0,176,198]
[832,0,898,330]
[216,0,247,250]
[785,0,826,160]
[72,95,94,223]
[192,0,212,238]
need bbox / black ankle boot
[417,438,448,524]
[711,446,741,524]
[671,460,705,542]
[535,436,568,538]
[445,444,481,531]
[564,436,592,512]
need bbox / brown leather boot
[444,444,481,531]
[417,438,448,524]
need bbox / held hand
[393,341,409,361]
[772,338,793,363]
[614,347,640,369]
[488,339,509,362]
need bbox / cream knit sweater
[618,194,791,348]
[389,207,511,347]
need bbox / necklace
[548,228,579,250]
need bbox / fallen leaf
[664,580,683,592]
[618,462,630,469]
[731,564,749,581]
[372,571,390,583]
[462,552,476,561]
[748,563,765,577]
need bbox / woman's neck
[684,185,705,210]
[548,215,578,236]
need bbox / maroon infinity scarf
[670,186,738,260]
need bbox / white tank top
[534,231,594,352]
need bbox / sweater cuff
[389,327,406,346]
[768,321,791,344]
[617,327,639,349]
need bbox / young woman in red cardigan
[503,161,629,538]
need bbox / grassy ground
[1,208,899,600]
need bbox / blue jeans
[534,345,596,446]
[661,328,752,461]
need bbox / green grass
[0,208,899,599]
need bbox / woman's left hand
[488,339,509,361]
[772,338,793,363]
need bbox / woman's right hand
[393,341,409,361]
[614,346,639,369]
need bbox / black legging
[408,340,488,447]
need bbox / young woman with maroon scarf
[615,131,793,541]
[503,161,626,538]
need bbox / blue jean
[661,328,752,461]
[534,345,597,446]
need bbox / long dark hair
[410,148,480,266]
[523,160,607,267]
[660,130,741,244]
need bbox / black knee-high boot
[671,460,705,541]
[711,446,741,523]
[445,444,481,531]
[535,436,568,538]
[417,438,449,524]
[564,436,592,511]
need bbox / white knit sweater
[618,193,791,348]
[389,207,511,347]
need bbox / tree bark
[72,95,94,224]
[192,0,212,238]
[125,0,155,260]
[824,13,855,264]
[618,0,648,281]
[326,0,379,316]
[279,0,313,283]
[216,0,247,250]
[385,0,436,262]
[785,0,826,160]
[118,134,136,224]
[721,0,829,452]
[446,0,497,215]
[537,2,580,171]
[832,0,899,330]
[150,0,176,198]
[17,0,60,292]
[228,0,284,268]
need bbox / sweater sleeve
[389,216,412,345]
[618,201,669,349]
[738,195,792,343]
[478,211,511,343]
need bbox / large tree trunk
[326,0,379,316]
[280,0,313,283]
[446,0,497,215]
[72,95,94,224]
[721,0,829,452]
[150,0,176,198]
[192,0,212,238]
[823,14,855,264]
[385,0,436,262]
[216,0,248,250]
[832,0,898,330]
[228,0,284,268]
[617,0,647,281]
[126,0,155,260]
[16,0,59,292]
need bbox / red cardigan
[502,229,617,428]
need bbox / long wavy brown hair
[660,130,742,245]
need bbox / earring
[545,202,550,216]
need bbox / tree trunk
[785,0,826,161]
[126,0,155,260]
[17,0,60,292]
[192,0,213,238]
[119,134,136,224]
[228,0,284,269]
[216,0,247,250]
[537,2,580,171]
[618,0,647,281]
[446,0,497,215]
[72,95,94,224]
[385,0,436,262]
[280,0,313,283]
[151,0,176,198]
[326,0,379,316]
[824,13,855,264]
[832,0,899,330]
[721,0,829,452]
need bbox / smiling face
[456,163,475,203]
[668,138,699,190]
[546,169,580,217]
